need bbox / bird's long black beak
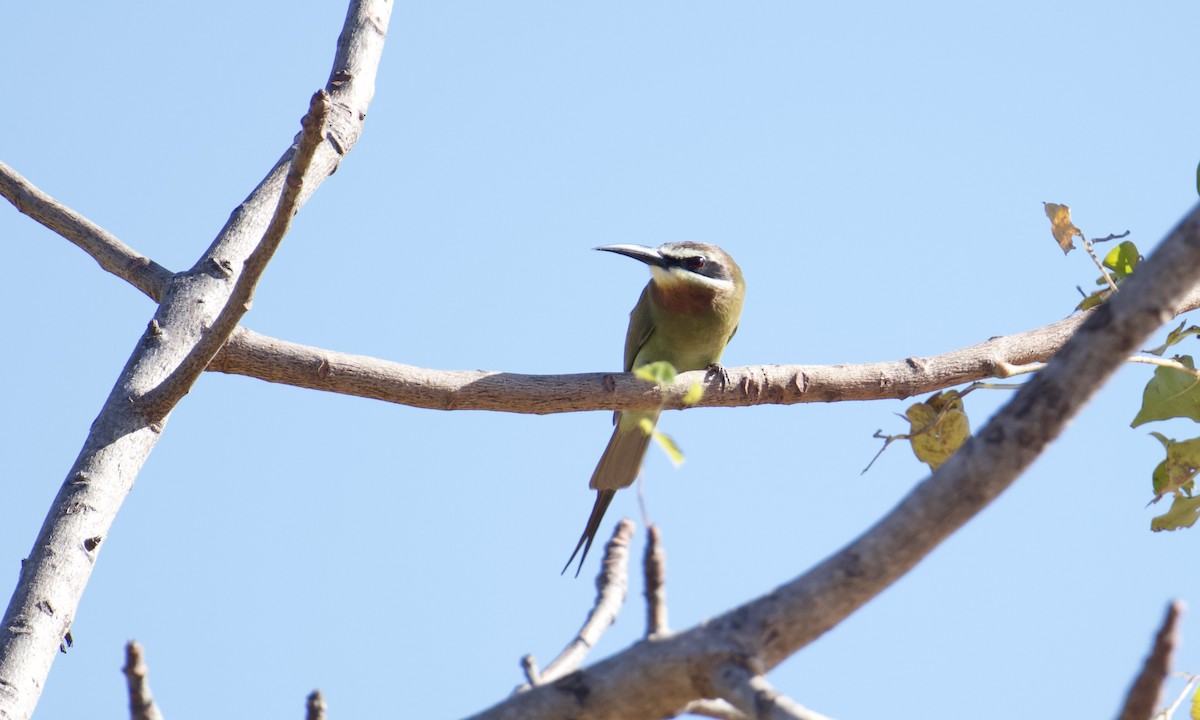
[595,243,667,268]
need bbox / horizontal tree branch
[8,126,1200,419]
[205,283,1200,414]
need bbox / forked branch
[0,3,392,718]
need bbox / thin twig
[519,655,540,686]
[711,663,834,720]
[677,699,750,720]
[535,519,634,685]
[305,690,327,720]
[1082,236,1120,292]
[644,524,669,637]
[957,381,1022,396]
[1161,673,1200,720]
[122,641,164,720]
[1127,355,1200,376]
[993,361,1046,378]
[861,430,901,474]
[1116,600,1185,720]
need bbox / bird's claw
[706,362,731,391]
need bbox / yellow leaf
[637,417,655,437]
[1150,494,1200,532]
[905,391,971,469]
[651,429,685,467]
[682,382,705,405]
[1075,288,1112,312]
[1043,202,1082,254]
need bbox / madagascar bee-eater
[563,242,745,576]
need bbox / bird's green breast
[637,280,743,371]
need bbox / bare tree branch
[644,524,668,638]
[678,699,750,720]
[204,309,1089,411]
[462,202,1200,719]
[306,690,327,720]
[520,654,542,687]
[9,147,1200,417]
[711,663,832,720]
[1117,599,1185,720]
[0,4,392,718]
[122,641,164,720]
[0,161,172,301]
[534,520,634,686]
[207,283,1200,412]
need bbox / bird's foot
[706,362,731,390]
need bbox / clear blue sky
[4,3,1200,718]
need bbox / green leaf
[1144,321,1200,356]
[651,429,685,467]
[1101,240,1140,280]
[1075,288,1113,312]
[634,361,678,385]
[1074,241,1141,311]
[1151,494,1200,531]
[1146,432,1200,500]
[1131,355,1200,427]
[1151,459,1171,497]
[905,390,971,469]
[630,366,688,465]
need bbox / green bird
[563,242,746,576]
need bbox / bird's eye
[684,256,706,271]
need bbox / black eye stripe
[671,254,731,282]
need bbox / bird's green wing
[623,285,656,372]
[614,286,657,425]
